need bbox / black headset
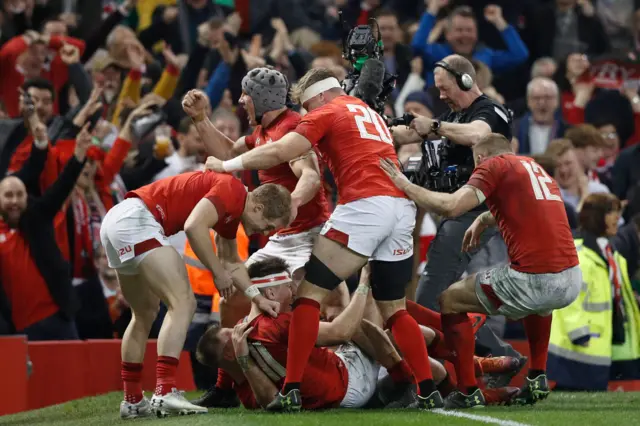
[435,61,474,91]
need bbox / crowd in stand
[1,0,639,391]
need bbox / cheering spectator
[374,9,412,91]
[0,110,90,340]
[564,124,606,185]
[515,78,568,155]
[411,1,528,86]
[153,117,207,181]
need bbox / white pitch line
[432,408,532,426]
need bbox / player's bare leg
[439,273,491,409]
[267,236,368,412]
[118,273,160,419]
[136,247,208,417]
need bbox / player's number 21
[347,104,393,144]
[521,160,562,202]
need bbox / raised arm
[411,115,492,147]
[182,89,248,160]
[34,124,90,219]
[14,111,49,193]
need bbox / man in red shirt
[99,172,292,418]
[380,133,581,408]
[202,68,442,410]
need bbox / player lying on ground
[99,170,292,419]
[380,132,581,408]
[196,257,522,410]
[204,67,443,411]
[182,71,332,406]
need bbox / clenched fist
[182,90,210,121]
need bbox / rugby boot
[190,385,240,408]
[482,387,520,406]
[444,388,486,409]
[120,395,153,420]
[265,388,302,412]
[151,388,208,417]
[513,374,550,406]
[484,356,528,388]
[410,390,445,410]
[374,375,416,408]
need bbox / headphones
[435,61,474,91]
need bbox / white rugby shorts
[321,196,416,261]
[335,343,380,408]
[100,198,171,275]
[475,264,582,319]
[245,226,321,282]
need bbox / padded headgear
[241,68,288,117]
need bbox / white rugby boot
[151,388,208,417]
[120,395,153,419]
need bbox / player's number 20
[347,104,393,144]
[521,160,562,202]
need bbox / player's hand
[410,115,434,138]
[205,156,225,173]
[182,89,210,120]
[215,271,235,299]
[231,321,254,357]
[462,218,486,252]
[379,158,411,191]
[255,295,280,318]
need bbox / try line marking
[432,409,532,426]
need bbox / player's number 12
[347,104,393,144]
[521,160,562,202]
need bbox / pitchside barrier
[0,337,638,416]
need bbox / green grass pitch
[1,391,640,426]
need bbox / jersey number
[346,104,393,144]
[521,161,562,202]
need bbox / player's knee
[431,358,447,383]
[304,254,342,291]
[134,305,160,327]
[369,257,413,302]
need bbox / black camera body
[397,114,471,193]
[339,12,397,117]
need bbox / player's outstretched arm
[316,271,371,347]
[207,132,313,173]
[289,151,322,213]
[216,235,280,317]
[184,199,235,298]
[231,322,280,408]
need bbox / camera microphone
[355,58,385,107]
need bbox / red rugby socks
[406,300,442,330]
[442,313,477,393]
[387,310,436,396]
[122,362,143,404]
[523,314,552,377]
[387,359,414,384]
[155,356,179,396]
[282,297,321,394]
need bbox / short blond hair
[545,138,574,159]
[473,133,512,157]
[290,68,338,105]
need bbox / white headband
[244,272,292,300]
[300,77,341,104]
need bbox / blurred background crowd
[1,0,640,392]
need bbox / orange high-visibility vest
[183,226,250,319]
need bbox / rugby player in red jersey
[380,133,581,408]
[99,172,291,418]
[182,68,331,407]
[196,257,521,409]
[203,68,443,410]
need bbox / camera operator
[392,54,522,365]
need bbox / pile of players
[100,55,581,419]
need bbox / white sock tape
[300,77,341,104]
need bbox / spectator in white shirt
[153,117,207,181]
